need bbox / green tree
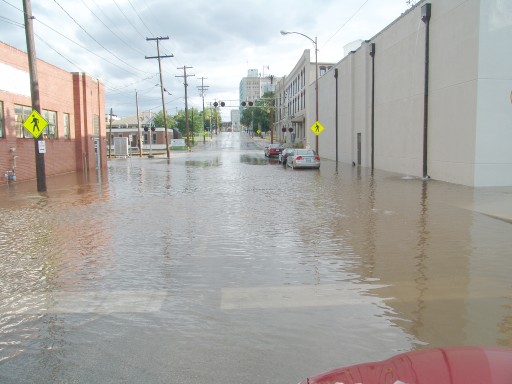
[203,106,221,132]
[152,110,174,129]
[173,108,212,144]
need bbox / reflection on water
[0,132,511,382]
[240,154,268,165]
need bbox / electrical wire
[52,0,151,74]
[112,0,146,39]
[126,0,154,37]
[79,0,147,56]
[0,15,23,28]
[321,0,370,49]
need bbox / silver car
[287,149,320,169]
[278,148,295,164]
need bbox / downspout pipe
[369,43,376,171]
[334,68,339,167]
[421,3,431,179]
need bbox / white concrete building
[274,51,334,147]
[311,0,512,187]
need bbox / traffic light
[213,101,226,107]
[241,101,253,107]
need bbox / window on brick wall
[0,101,4,138]
[93,114,100,137]
[42,110,57,139]
[63,113,70,139]
[15,104,32,138]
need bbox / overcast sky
[1,0,414,119]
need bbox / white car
[287,149,320,169]
[278,148,295,164]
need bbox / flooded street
[1,132,512,383]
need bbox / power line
[79,0,146,56]
[126,0,154,36]
[52,0,151,74]
[0,15,24,27]
[112,0,146,39]
[321,0,371,49]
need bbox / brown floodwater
[0,132,511,383]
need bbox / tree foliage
[152,110,173,129]
[173,107,221,138]
[151,106,222,141]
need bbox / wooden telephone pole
[176,66,194,150]
[22,0,46,192]
[146,37,173,158]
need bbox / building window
[93,114,100,137]
[42,110,57,139]
[0,101,4,138]
[15,104,32,138]
[63,113,70,139]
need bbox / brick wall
[0,41,106,185]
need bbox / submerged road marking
[220,284,386,310]
[3,290,167,315]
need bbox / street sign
[311,121,324,136]
[23,110,48,139]
[38,140,46,154]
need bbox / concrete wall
[315,0,512,187]
[474,0,512,186]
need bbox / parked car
[278,148,295,164]
[287,148,320,169]
[264,143,284,157]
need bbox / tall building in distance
[239,69,278,105]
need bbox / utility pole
[176,66,194,150]
[146,37,173,158]
[135,91,142,157]
[197,77,209,137]
[108,107,113,158]
[22,0,46,192]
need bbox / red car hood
[301,347,512,384]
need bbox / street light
[280,30,319,155]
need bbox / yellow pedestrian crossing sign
[311,121,324,136]
[23,110,48,139]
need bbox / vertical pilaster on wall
[421,3,432,179]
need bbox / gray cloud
[1,0,409,117]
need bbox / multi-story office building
[274,52,334,147]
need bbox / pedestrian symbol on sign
[31,115,40,133]
[23,110,48,139]
[310,121,324,136]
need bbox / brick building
[0,41,107,185]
